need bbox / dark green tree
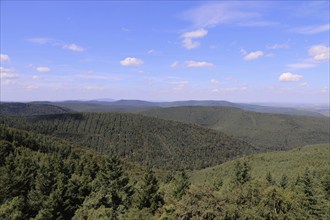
[302,168,323,218]
[77,155,133,217]
[234,161,251,185]
[280,174,288,189]
[138,169,164,213]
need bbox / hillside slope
[190,143,330,189]
[0,112,255,169]
[0,102,72,116]
[142,106,329,150]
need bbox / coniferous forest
[0,103,329,219]
[1,1,329,219]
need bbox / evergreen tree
[174,170,190,199]
[302,168,323,218]
[138,169,164,213]
[266,171,274,185]
[78,155,133,217]
[234,161,251,185]
[280,174,288,189]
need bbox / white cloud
[210,79,220,84]
[27,37,54,45]
[286,63,316,69]
[36,66,50,72]
[0,54,10,62]
[293,24,330,34]
[170,61,179,68]
[181,29,208,49]
[309,45,330,61]
[238,21,278,27]
[185,60,214,68]
[120,57,144,66]
[0,67,18,78]
[63,43,85,52]
[182,2,261,28]
[267,42,290,49]
[243,51,264,61]
[279,72,303,82]
[212,85,248,93]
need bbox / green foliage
[138,169,164,213]
[0,102,71,116]
[173,171,191,199]
[234,161,251,185]
[143,106,329,151]
[0,112,329,219]
[280,174,288,189]
[0,112,254,169]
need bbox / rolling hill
[0,102,72,116]
[44,99,325,117]
[190,143,330,189]
[0,112,255,169]
[142,106,330,151]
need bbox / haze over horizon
[1,1,329,103]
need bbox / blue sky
[0,1,329,103]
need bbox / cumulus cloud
[185,60,214,68]
[309,45,330,61]
[63,43,85,52]
[279,72,303,82]
[243,51,264,61]
[36,66,50,72]
[0,67,18,78]
[0,54,10,62]
[120,57,144,66]
[181,29,208,49]
[210,79,220,84]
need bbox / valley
[0,101,329,219]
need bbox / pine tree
[78,155,133,217]
[174,170,190,199]
[234,161,251,185]
[138,169,164,213]
[266,171,274,185]
[302,168,323,218]
[280,174,288,189]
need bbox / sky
[0,1,329,103]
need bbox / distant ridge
[49,99,324,117]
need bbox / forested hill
[142,106,329,151]
[51,100,324,117]
[0,112,255,169]
[0,102,72,116]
